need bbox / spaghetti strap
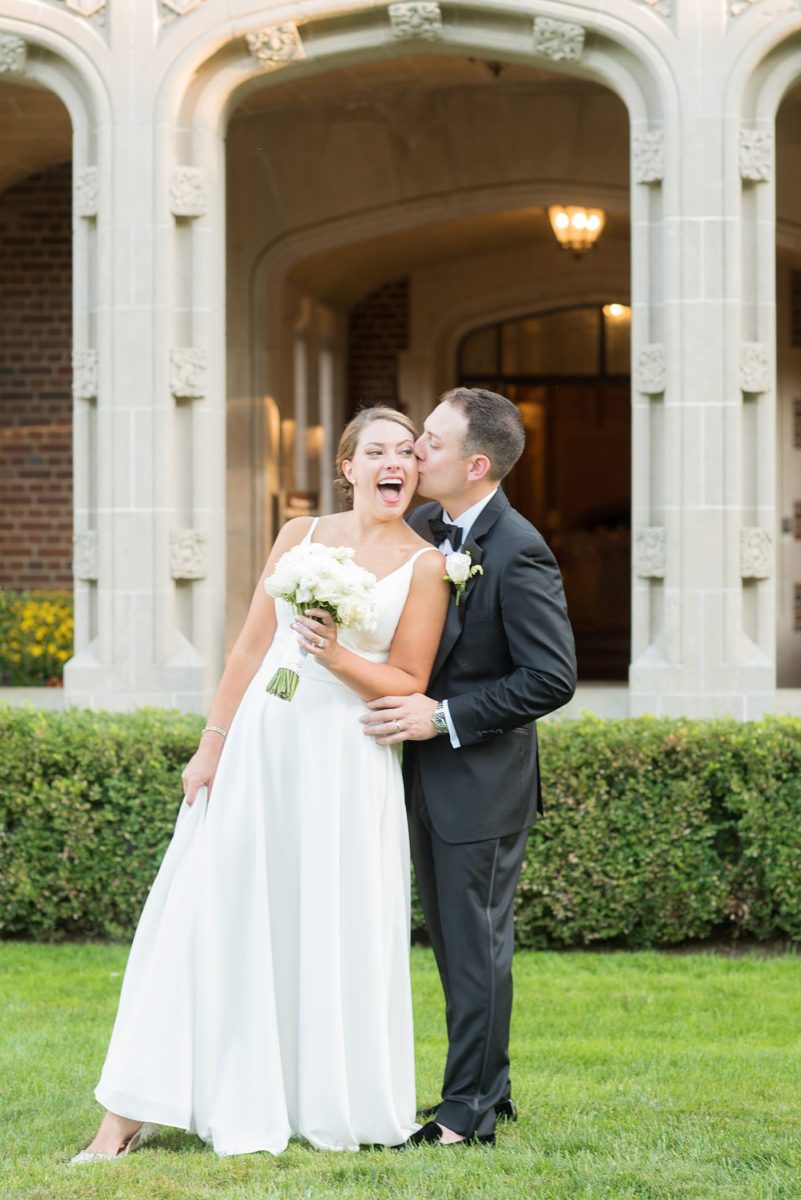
[407,546,437,568]
[304,517,320,543]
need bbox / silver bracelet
[202,724,227,739]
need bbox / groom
[362,387,576,1147]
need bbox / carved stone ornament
[388,2,443,41]
[170,530,207,581]
[162,0,206,13]
[170,348,207,400]
[72,349,98,401]
[730,0,801,15]
[73,531,98,581]
[246,23,305,72]
[633,131,664,184]
[635,0,672,13]
[66,0,106,15]
[740,342,769,394]
[532,16,585,63]
[740,527,772,580]
[634,528,666,580]
[635,344,666,395]
[0,33,26,74]
[739,129,772,182]
[170,167,206,218]
[75,167,98,218]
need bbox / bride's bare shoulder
[313,512,350,540]
[274,515,315,551]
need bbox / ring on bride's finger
[318,636,325,648]
[395,720,403,734]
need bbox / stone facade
[0,0,800,717]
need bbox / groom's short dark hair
[440,387,525,481]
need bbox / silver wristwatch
[431,702,448,736]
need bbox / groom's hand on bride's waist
[361,693,439,744]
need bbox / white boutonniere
[444,550,483,607]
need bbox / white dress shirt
[434,489,498,748]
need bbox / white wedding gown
[95,522,433,1156]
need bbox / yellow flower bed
[0,590,73,686]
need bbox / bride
[73,406,448,1160]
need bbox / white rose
[445,552,471,585]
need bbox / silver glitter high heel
[69,1122,160,1164]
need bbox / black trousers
[409,777,529,1138]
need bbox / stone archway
[5,0,799,717]
[9,0,670,713]
[726,14,801,712]
[223,60,632,637]
[156,4,669,702]
[0,19,108,705]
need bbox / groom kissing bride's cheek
[362,387,577,1148]
[72,392,573,1165]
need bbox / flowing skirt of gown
[94,552,424,1156]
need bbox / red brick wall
[0,162,73,588]
[346,278,409,414]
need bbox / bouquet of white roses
[263,542,378,700]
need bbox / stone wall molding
[170,347,207,399]
[246,23,305,71]
[170,529,208,580]
[0,33,27,74]
[531,16,585,63]
[75,167,98,218]
[635,344,666,395]
[740,342,769,394]
[72,349,98,401]
[634,528,666,579]
[740,528,772,580]
[73,531,98,581]
[739,129,772,182]
[170,166,206,218]
[388,2,443,41]
[632,131,664,184]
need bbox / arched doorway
[458,304,631,679]
[0,81,73,592]
[776,80,801,689]
[225,56,631,643]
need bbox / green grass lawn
[3,944,801,1199]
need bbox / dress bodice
[273,518,435,669]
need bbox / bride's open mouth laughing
[376,477,406,506]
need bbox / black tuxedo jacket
[403,490,577,844]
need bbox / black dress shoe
[393,1121,495,1150]
[416,1098,518,1123]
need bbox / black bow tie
[429,516,463,550]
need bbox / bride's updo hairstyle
[334,406,418,509]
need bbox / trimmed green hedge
[2,707,801,946]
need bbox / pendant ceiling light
[547,205,606,256]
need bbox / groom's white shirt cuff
[435,489,498,752]
[441,700,461,749]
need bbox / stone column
[629,7,776,718]
[64,1,226,711]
